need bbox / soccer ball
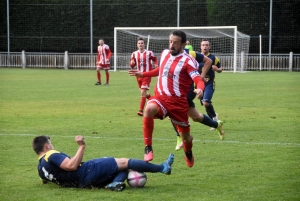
[127,170,147,188]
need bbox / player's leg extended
[142,102,160,162]
[95,67,101,85]
[128,154,174,174]
[115,154,174,175]
[189,107,225,139]
[170,98,193,167]
[178,125,194,168]
[174,83,194,151]
[189,107,218,127]
[202,82,217,120]
[138,79,150,116]
[140,89,147,113]
[105,69,109,85]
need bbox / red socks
[140,97,146,111]
[105,71,109,84]
[183,140,193,152]
[97,72,101,82]
[143,116,154,146]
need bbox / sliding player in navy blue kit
[32,135,174,192]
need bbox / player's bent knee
[177,126,190,134]
[191,116,200,122]
[115,158,129,170]
[203,102,210,107]
[144,103,159,116]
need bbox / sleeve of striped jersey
[193,76,205,91]
[106,48,112,60]
[142,67,159,77]
[150,52,158,66]
[97,47,100,63]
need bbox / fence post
[64,51,69,70]
[21,50,26,69]
[289,52,293,72]
[240,51,244,72]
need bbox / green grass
[0,68,299,201]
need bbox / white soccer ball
[127,170,147,188]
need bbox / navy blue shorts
[78,157,118,188]
[202,81,215,103]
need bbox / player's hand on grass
[128,69,143,78]
[194,89,203,99]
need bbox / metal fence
[0,52,299,72]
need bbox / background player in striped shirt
[129,37,158,116]
[95,39,112,86]
[199,39,223,129]
[129,30,204,168]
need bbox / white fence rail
[0,51,299,71]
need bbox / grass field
[0,68,299,201]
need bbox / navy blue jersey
[184,49,204,64]
[38,150,80,187]
[198,53,221,83]
[37,150,118,188]
[183,49,205,107]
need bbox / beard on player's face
[169,47,182,56]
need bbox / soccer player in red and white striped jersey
[129,30,205,168]
[129,37,158,116]
[95,39,112,86]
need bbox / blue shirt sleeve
[48,152,70,167]
[195,52,204,63]
[214,56,221,67]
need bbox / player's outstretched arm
[194,88,203,99]
[129,67,159,78]
[60,135,86,171]
[128,69,143,78]
[193,76,204,99]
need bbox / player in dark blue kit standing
[174,48,225,150]
[199,39,223,134]
[32,135,174,191]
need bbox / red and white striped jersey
[154,49,200,97]
[130,50,158,72]
[97,44,112,65]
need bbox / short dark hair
[170,30,187,43]
[137,37,145,42]
[200,38,210,46]
[32,136,50,155]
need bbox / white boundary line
[1,133,300,147]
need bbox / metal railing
[0,51,299,71]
